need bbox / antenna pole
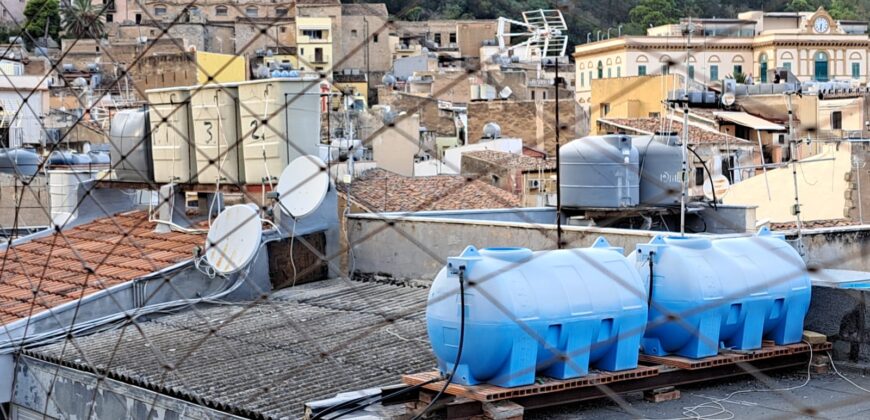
[680,18,692,236]
[786,93,805,254]
[555,57,563,249]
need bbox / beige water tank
[236,78,322,184]
[147,87,197,183]
[190,84,245,184]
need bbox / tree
[629,0,681,30]
[23,0,60,43]
[829,0,860,20]
[61,0,107,39]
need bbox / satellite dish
[702,155,731,201]
[277,155,330,218]
[205,204,263,275]
[721,92,736,106]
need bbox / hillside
[358,0,870,46]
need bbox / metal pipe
[587,33,592,43]
[555,58,562,249]
[618,25,624,37]
[596,30,601,41]
[607,28,613,39]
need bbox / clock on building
[813,17,830,33]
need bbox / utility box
[147,87,197,183]
[190,83,245,184]
[236,78,322,184]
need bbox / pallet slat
[403,366,660,402]
[638,341,832,370]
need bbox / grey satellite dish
[205,204,263,275]
[277,155,330,218]
[382,73,397,87]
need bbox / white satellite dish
[277,155,330,218]
[703,155,731,201]
[205,204,262,275]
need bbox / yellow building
[574,8,870,109]
[331,72,368,109]
[264,54,300,70]
[589,74,679,133]
[195,52,246,85]
[297,16,333,72]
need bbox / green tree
[629,0,681,30]
[61,0,107,39]
[23,0,60,43]
[829,0,860,20]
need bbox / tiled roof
[598,118,752,145]
[0,211,204,325]
[25,279,434,419]
[341,3,389,16]
[343,168,522,212]
[464,150,556,172]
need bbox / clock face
[814,17,830,33]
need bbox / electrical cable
[827,351,870,394]
[410,266,467,420]
[315,378,441,420]
[687,146,718,210]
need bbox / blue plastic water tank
[427,238,648,388]
[635,228,811,359]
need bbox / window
[617,67,621,77]
[580,72,584,87]
[542,91,548,100]
[106,13,113,23]
[154,6,166,16]
[649,112,660,118]
[597,61,603,78]
[853,62,861,79]
[245,7,257,17]
[303,29,323,40]
[783,62,791,72]
[661,64,669,75]
[759,53,768,82]
[276,8,288,17]
[136,13,142,23]
[601,103,610,116]
[105,0,115,11]
[434,33,441,45]
[733,64,743,75]
[449,33,457,44]
[215,6,227,16]
[814,51,829,81]
[280,27,287,33]
[373,34,379,43]
[314,47,324,62]
[709,64,718,81]
[607,68,611,78]
[638,65,646,76]
[688,65,695,80]
[695,167,705,186]
[351,29,358,37]
[832,111,842,130]
[531,91,535,100]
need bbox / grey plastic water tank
[109,108,154,182]
[634,134,683,207]
[559,135,640,208]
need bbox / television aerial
[496,9,569,62]
[277,155,330,218]
[205,204,263,274]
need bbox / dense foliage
[22,0,60,44]
[359,0,870,45]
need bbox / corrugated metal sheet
[26,279,435,419]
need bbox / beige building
[391,20,500,60]
[574,8,870,108]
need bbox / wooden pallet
[638,341,832,370]
[402,365,660,403]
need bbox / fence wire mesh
[0,1,868,420]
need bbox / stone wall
[467,99,580,155]
[0,174,49,228]
[845,142,870,223]
[377,90,456,136]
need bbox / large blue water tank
[635,228,811,359]
[427,238,648,388]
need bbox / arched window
[814,51,829,81]
[215,6,227,16]
[597,61,603,79]
[759,53,768,83]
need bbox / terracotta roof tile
[342,168,522,212]
[0,211,206,325]
[598,118,751,145]
[463,150,557,172]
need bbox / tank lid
[663,236,712,249]
[479,247,533,262]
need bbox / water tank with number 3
[426,238,647,388]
